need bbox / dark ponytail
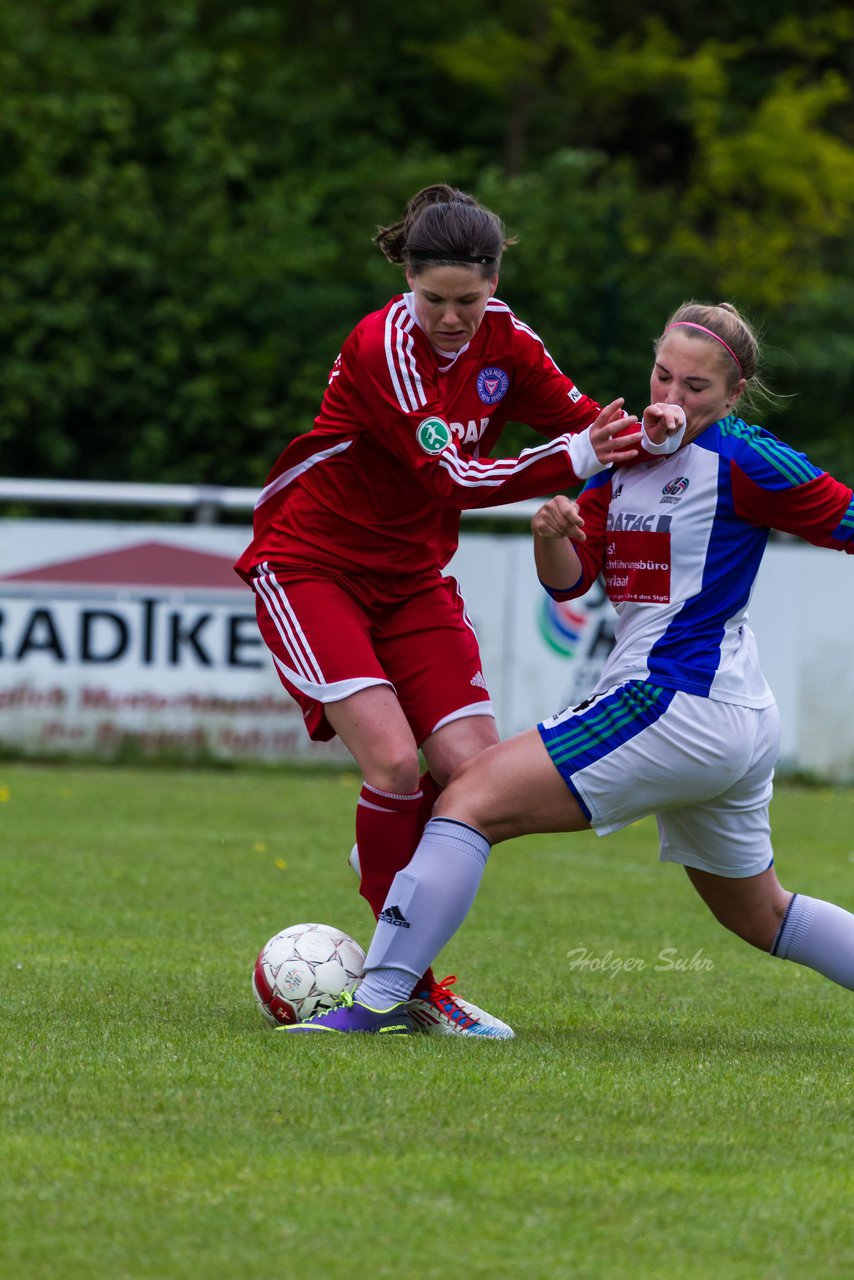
[374,184,513,279]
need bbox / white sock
[771,894,854,990]
[356,818,491,1008]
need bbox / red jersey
[235,293,606,580]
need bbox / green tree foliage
[1,0,852,486]
[426,3,854,466]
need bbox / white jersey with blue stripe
[552,416,854,708]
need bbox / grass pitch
[1,762,852,1280]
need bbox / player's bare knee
[756,892,793,952]
[730,919,776,952]
[366,748,422,795]
[716,897,791,952]
[433,773,492,832]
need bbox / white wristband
[641,408,686,455]
[568,426,610,479]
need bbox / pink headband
[666,321,742,376]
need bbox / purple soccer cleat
[276,989,415,1035]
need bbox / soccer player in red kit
[235,184,684,1037]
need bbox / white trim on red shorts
[271,653,390,704]
[429,701,496,737]
[254,565,325,685]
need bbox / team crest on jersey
[660,477,690,504]
[476,366,509,404]
[416,417,452,454]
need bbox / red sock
[356,771,443,992]
[417,770,442,831]
[356,782,423,919]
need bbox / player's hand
[589,398,641,465]
[531,495,586,543]
[642,402,687,445]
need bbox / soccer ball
[252,922,366,1026]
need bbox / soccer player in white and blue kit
[283,301,854,1034]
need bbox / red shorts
[250,563,493,744]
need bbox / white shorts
[538,681,781,879]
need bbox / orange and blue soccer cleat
[409,975,514,1039]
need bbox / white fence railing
[0,477,543,522]
[2,481,851,778]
